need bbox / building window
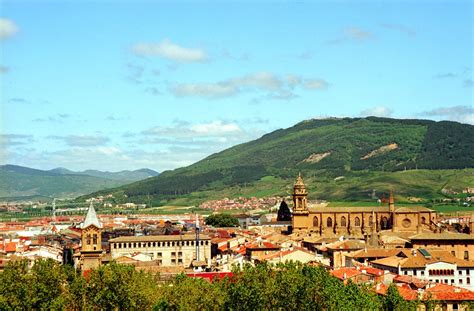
[178,259,183,264]
[460,279,463,284]
[452,251,456,256]
[421,217,426,224]
[369,216,373,226]
[313,216,319,227]
[465,251,469,260]
[171,259,176,265]
[152,242,156,247]
[157,252,162,257]
[93,234,98,245]
[178,252,183,257]
[86,234,91,245]
[341,216,347,227]
[404,271,408,275]
[354,217,361,227]
[421,271,424,276]
[459,270,463,275]
[327,217,333,228]
[468,277,471,285]
[205,241,209,245]
[171,252,176,257]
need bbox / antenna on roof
[52,198,56,222]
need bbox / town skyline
[1,1,473,172]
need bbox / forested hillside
[83,117,473,204]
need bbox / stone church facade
[291,174,436,237]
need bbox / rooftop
[109,234,210,243]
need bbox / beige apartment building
[109,234,211,267]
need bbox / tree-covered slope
[84,117,474,203]
[0,165,158,199]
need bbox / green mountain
[0,165,158,200]
[82,117,474,205]
[49,167,159,181]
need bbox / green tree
[0,259,32,310]
[205,213,239,227]
[86,262,160,310]
[383,283,417,311]
[277,200,292,221]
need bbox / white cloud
[360,106,393,117]
[191,121,242,135]
[0,134,34,146]
[0,18,19,39]
[0,65,9,74]
[170,72,329,99]
[303,79,329,90]
[380,23,416,36]
[132,39,207,63]
[171,83,237,99]
[142,120,243,139]
[420,105,474,124]
[345,27,373,41]
[49,135,110,147]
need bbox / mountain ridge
[81,117,474,205]
[0,165,159,200]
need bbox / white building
[109,234,211,267]
[371,248,474,290]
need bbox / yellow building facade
[291,175,436,237]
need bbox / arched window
[92,234,97,245]
[369,216,373,226]
[86,234,91,245]
[341,216,347,227]
[354,217,361,227]
[313,216,319,227]
[421,217,426,224]
[381,217,389,229]
[327,217,333,228]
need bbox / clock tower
[80,202,103,271]
[292,173,309,230]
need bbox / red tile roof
[5,242,16,252]
[331,267,362,280]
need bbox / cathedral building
[79,202,103,271]
[291,174,436,237]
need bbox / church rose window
[402,218,411,228]
[354,217,361,227]
[313,216,319,227]
[327,217,333,228]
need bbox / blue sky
[1,0,472,172]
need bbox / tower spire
[82,201,102,229]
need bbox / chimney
[343,272,347,279]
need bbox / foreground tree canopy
[0,259,440,311]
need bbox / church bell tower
[80,202,103,271]
[292,173,309,230]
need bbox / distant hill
[82,117,474,205]
[49,167,159,182]
[0,165,159,200]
